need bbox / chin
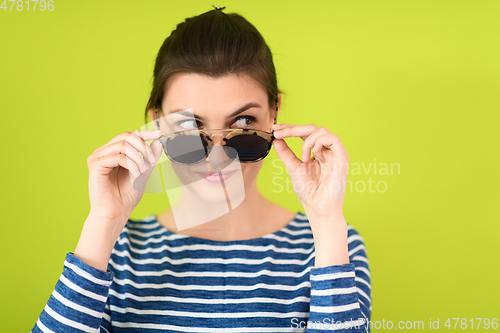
[168,159,262,204]
[171,166,242,206]
[165,161,262,229]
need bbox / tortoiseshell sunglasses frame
[152,107,276,165]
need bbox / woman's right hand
[75,130,164,271]
[86,130,164,229]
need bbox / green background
[1,0,499,331]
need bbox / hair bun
[212,5,226,11]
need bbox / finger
[301,127,331,163]
[272,138,301,172]
[143,138,164,173]
[99,130,162,150]
[124,141,152,173]
[310,134,336,163]
[90,153,141,178]
[272,124,318,141]
[92,132,131,156]
[328,134,350,163]
[271,123,289,130]
[150,138,163,163]
[94,130,162,161]
[308,133,349,165]
[313,136,350,179]
[90,141,150,174]
[126,131,161,163]
[134,129,163,141]
[129,138,165,192]
[272,123,304,130]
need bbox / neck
[160,182,277,241]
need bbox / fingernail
[149,153,156,163]
[302,153,306,161]
[142,165,147,173]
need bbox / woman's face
[149,72,278,205]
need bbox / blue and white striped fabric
[32,212,371,332]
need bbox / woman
[32,7,371,333]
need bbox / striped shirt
[32,212,371,332]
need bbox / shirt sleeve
[305,225,371,332]
[31,252,114,333]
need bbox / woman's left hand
[271,124,349,225]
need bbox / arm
[31,252,114,333]
[31,211,129,332]
[306,225,371,332]
[31,130,163,332]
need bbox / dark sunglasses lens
[225,134,271,162]
[166,134,208,164]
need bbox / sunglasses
[157,128,275,165]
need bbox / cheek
[170,163,197,184]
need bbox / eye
[232,115,255,128]
[177,119,202,130]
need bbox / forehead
[162,72,267,112]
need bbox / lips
[197,170,236,183]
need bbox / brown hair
[144,8,283,123]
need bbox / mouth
[197,170,236,183]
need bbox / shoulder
[346,224,367,250]
[111,215,163,258]
[108,215,164,273]
[117,215,160,240]
[345,224,370,272]
[346,224,368,258]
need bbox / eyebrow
[169,102,262,120]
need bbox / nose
[209,134,225,146]
[206,135,232,172]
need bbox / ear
[273,93,282,124]
[148,108,155,123]
[149,105,162,124]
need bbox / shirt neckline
[151,211,305,245]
